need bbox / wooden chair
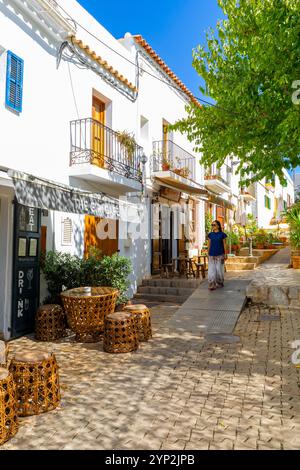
[161,263,174,278]
[193,261,206,279]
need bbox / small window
[61,218,73,246]
[6,51,24,113]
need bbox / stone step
[226,262,257,271]
[134,293,188,303]
[141,279,202,289]
[226,256,259,264]
[137,286,196,296]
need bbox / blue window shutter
[6,51,24,113]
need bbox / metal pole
[249,237,253,257]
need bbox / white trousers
[208,255,225,288]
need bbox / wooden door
[84,215,118,258]
[92,97,105,167]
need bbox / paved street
[1,252,300,450]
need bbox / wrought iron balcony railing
[70,118,143,183]
[152,140,196,181]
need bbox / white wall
[0,184,14,340]
[256,171,295,229]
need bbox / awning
[7,170,141,222]
[208,193,236,211]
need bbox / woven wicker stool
[103,312,139,353]
[9,351,60,417]
[35,304,66,341]
[0,368,18,445]
[124,304,152,342]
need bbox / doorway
[11,203,41,338]
[84,215,118,258]
[92,96,106,167]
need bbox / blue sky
[77,0,224,101]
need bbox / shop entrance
[11,203,41,338]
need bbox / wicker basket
[61,287,118,342]
[0,369,18,445]
[9,352,60,417]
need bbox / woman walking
[207,220,227,290]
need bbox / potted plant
[285,204,300,268]
[180,167,190,178]
[254,230,267,249]
[117,130,137,164]
[162,158,171,171]
[225,231,240,254]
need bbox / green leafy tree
[205,212,213,236]
[172,0,300,185]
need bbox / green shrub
[285,204,300,249]
[98,254,132,305]
[41,251,132,305]
[205,213,213,237]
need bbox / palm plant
[285,204,300,250]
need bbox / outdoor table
[61,287,118,342]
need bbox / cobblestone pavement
[1,291,300,451]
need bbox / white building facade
[0,0,207,339]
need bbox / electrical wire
[54,1,224,109]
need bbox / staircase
[225,249,279,271]
[134,278,202,303]
[225,256,258,271]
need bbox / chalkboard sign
[11,203,41,338]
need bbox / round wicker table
[61,287,118,342]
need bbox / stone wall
[246,281,300,308]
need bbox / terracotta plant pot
[162,163,170,171]
[292,255,300,269]
[256,243,265,249]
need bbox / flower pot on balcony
[256,243,265,249]
[162,162,170,171]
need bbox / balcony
[204,169,231,194]
[69,118,143,193]
[152,140,206,195]
[240,185,256,201]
